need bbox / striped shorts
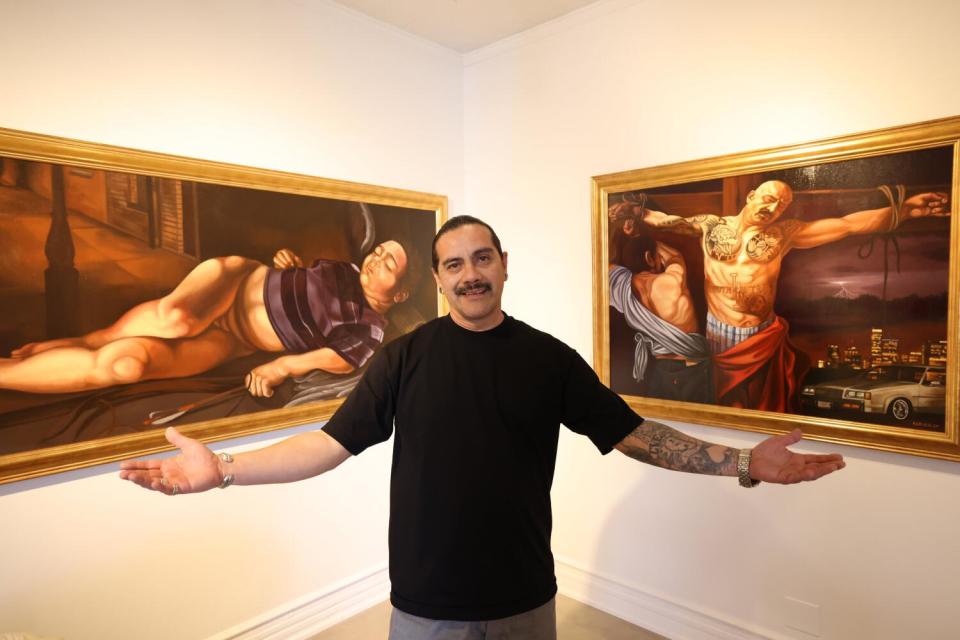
[706,312,773,354]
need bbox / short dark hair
[431,215,504,272]
[614,230,658,274]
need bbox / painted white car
[801,364,946,423]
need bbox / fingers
[273,249,304,269]
[119,468,187,496]
[801,453,844,464]
[273,249,290,268]
[119,458,162,471]
[797,460,845,482]
[759,428,802,450]
[244,372,274,397]
[119,467,163,490]
[775,458,846,484]
[164,426,193,449]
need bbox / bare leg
[11,256,263,358]
[0,328,242,393]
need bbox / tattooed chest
[745,228,784,263]
[705,224,784,263]
[704,223,741,261]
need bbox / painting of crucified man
[604,144,953,435]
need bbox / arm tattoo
[616,421,738,476]
[655,214,710,237]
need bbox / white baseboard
[555,557,775,640]
[208,564,390,640]
[207,558,775,640]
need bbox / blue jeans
[388,598,557,640]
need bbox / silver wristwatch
[737,449,760,488]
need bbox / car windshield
[924,370,946,386]
[863,367,897,382]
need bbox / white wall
[464,0,960,639]
[0,1,462,639]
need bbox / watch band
[737,448,760,488]
[218,452,235,489]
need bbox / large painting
[0,128,445,483]
[592,116,959,461]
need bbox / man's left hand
[749,429,845,484]
[245,359,290,397]
[901,192,950,219]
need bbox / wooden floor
[309,594,667,639]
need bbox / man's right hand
[119,427,224,496]
[609,202,643,237]
[273,248,304,269]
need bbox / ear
[393,289,410,304]
[746,189,756,202]
[644,250,657,269]
[501,251,508,280]
[432,269,443,290]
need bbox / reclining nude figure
[0,241,414,398]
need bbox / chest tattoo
[745,228,783,263]
[705,221,741,261]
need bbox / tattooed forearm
[615,421,739,476]
[653,216,703,237]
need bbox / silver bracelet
[218,452,235,489]
[737,449,760,488]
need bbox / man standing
[611,181,949,411]
[120,215,845,640]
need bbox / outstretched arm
[245,348,355,397]
[791,192,949,249]
[609,201,707,239]
[615,423,845,484]
[119,426,351,495]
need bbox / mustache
[455,282,492,295]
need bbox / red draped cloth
[712,316,809,413]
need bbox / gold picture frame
[0,127,446,483]
[592,116,959,461]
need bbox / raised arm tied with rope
[860,185,906,326]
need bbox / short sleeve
[326,322,383,369]
[323,345,397,455]
[560,347,642,454]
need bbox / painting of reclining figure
[0,152,440,464]
[602,141,954,442]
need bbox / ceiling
[332,0,601,53]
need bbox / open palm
[750,429,845,484]
[119,428,223,495]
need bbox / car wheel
[888,398,913,422]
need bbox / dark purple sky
[780,230,951,300]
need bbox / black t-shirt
[324,314,641,621]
